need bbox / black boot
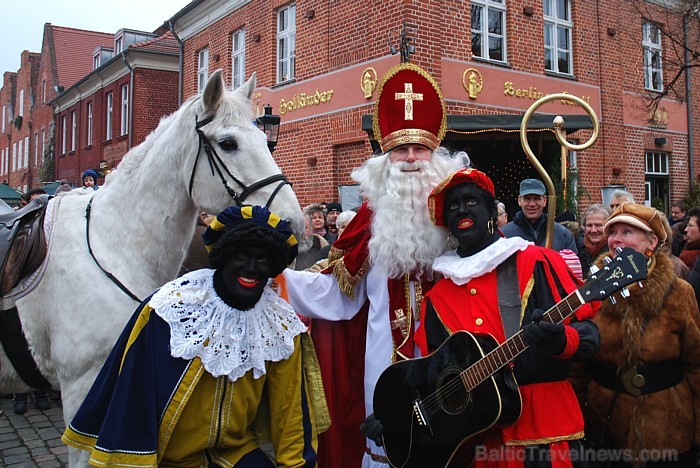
[34,391,50,411]
[13,393,27,414]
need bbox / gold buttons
[475,318,484,326]
[470,288,477,295]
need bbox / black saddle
[0,195,49,296]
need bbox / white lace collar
[432,237,532,285]
[150,269,307,382]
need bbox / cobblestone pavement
[0,394,67,467]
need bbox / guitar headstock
[580,247,647,304]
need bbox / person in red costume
[412,168,600,466]
[282,62,464,467]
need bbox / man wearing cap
[63,205,323,467]
[406,168,597,465]
[283,62,463,467]
[325,202,343,237]
[501,178,578,253]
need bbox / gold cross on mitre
[395,83,423,121]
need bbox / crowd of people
[11,61,689,467]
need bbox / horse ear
[203,69,225,113]
[235,72,257,101]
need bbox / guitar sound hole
[436,366,471,415]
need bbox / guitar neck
[460,289,584,391]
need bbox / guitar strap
[496,254,521,339]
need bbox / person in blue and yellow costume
[62,205,326,467]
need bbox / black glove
[360,413,384,446]
[523,309,567,356]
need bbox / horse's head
[186,70,304,238]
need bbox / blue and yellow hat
[203,205,298,264]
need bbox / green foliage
[38,123,55,182]
[682,180,700,210]
[550,165,591,219]
[13,116,22,130]
[651,197,665,212]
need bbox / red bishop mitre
[372,62,447,153]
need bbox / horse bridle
[189,114,292,207]
[85,115,294,303]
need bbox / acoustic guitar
[373,247,647,468]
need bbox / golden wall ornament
[361,67,378,99]
[463,68,483,99]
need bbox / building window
[42,80,46,104]
[471,0,506,63]
[19,90,24,117]
[232,29,246,89]
[71,110,77,152]
[645,151,669,211]
[12,143,17,172]
[544,0,573,75]
[23,136,28,168]
[87,102,93,146]
[34,131,38,166]
[18,140,23,170]
[115,37,123,54]
[62,116,67,155]
[198,48,209,93]
[277,4,296,83]
[2,105,5,132]
[94,55,100,70]
[643,22,663,91]
[1,148,4,175]
[106,93,113,140]
[41,128,45,163]
[120,84,129,136]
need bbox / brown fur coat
[579,252,700,453]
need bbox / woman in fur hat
[577,202,700,465]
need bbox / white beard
[351,148,465,279]
[297,233,314,254]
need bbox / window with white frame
[544,0,573,75]
[115,37,123,54]
[12,143,17,172]
[34,131,38,166]
[71,110,77,152]
[645,150,669,210]
[93,55,100,70]
[277,4,296,83]
[471,0,506,63]
[1,148,4,175]
[643,22,663,91]
[106,93,113,140]
[120,85,129,136]
[42,80,46,104]
[2,105,5,132]
[62,116,67,155]
[87,102,93,146]
[232,29,246,89]
[19,90,24,117]
[23,136,28,168]
[198,48,209,93]
[41,128,45,162]
[17,140,22,170]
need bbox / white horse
[0,70,303,465]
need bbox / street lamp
[256,104,281,153]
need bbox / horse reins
[85,114,293,303]
[189,114,292,207]
[85,196,142,303]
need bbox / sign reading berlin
[503,81,590,106]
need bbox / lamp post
[256,104,281,153]
[387,22,417,63]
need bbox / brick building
[51,30,180,186]
[0,25,115,192]
[167,0,700,215]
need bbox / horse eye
[219,138,238,152]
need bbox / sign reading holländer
[279,89,334,115]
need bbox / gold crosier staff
[519,94,600,249]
